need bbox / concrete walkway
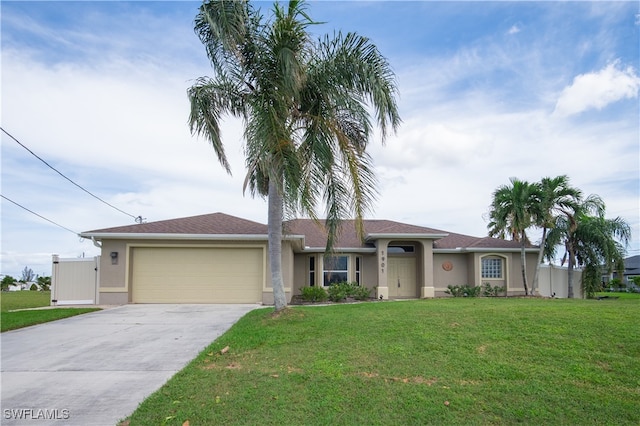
[1,304,259,425]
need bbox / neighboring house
[79,212,539,305]
[8,282,37,291]
[603,255,640,288]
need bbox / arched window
[481,256,504,279]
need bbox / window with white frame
[323,255,348,286]
[308,256,316,287]
[482,257,503,279]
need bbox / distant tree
[37,276,52,291]
[21,266,35,282]
[488,178,542,296]
[1,275,17,291]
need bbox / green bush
[300,286,328,303]
[29,283,39,291]
[327,282,350,302]
[482,282,505,297]
[351,285,372,301]
[326,282,371,302]
[607,278,625,292]
[445,285,481,297]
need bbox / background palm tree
[188,0,400,310]
[544,194,630,298]
[530,175,581,294]
[488,178,542,296]
[546,211,630,298]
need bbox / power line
[1,126,143,223]
[1,194,79,236]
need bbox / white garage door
[132,247,264,303]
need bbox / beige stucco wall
[99,240,128,289]
[292,253,308,294]
[433,253,470,291]
[361,253,378,291]
[98,292,128,305]
[97,236,541,304]
[263,240,295,304]
[432,250,540,296]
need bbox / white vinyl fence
[536,264,583,298]
[51,255,100,305]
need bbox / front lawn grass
[1,291,100,332]
[595,291,640,300]
[126,298,640,425]
[1,290,52,311]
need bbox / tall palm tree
[543,194,629,298]
[530,175,581,294]
[188,0,400,310]
[488,178,542,296]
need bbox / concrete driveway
[1,304,259,426]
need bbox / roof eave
[80,233,270,241]
[80,232,308,243]
[300,247,377,253]
[365,233,449,241]
[434,247,539,253]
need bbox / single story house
[79,212,539,305]
[602,255,640,289]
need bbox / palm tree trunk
[567,244,575,299]
[268,178,287,311]
[531,227,547,296]
[520,236,529,296]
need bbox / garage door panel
[132,247,263,303]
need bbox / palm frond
[187,76,248,173]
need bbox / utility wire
[1,194,79,236]
[1,127,143,222]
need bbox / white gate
[51,255,100,305]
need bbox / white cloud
[553,61,640,117]
[1,1,639,277]
[507,25,521,35]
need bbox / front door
[387,257,416,298]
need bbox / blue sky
[2,1,639,278]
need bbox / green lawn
[1,291,100,332]
[126,298,640,425]
[1,290,52,311]
[595,291,640,300]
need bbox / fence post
[51,254,60,306]
[94,256,100,305]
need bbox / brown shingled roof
[83,212,535,251]
[284,219,447,249]
[434,231,534,250]
[84,212,268,235]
